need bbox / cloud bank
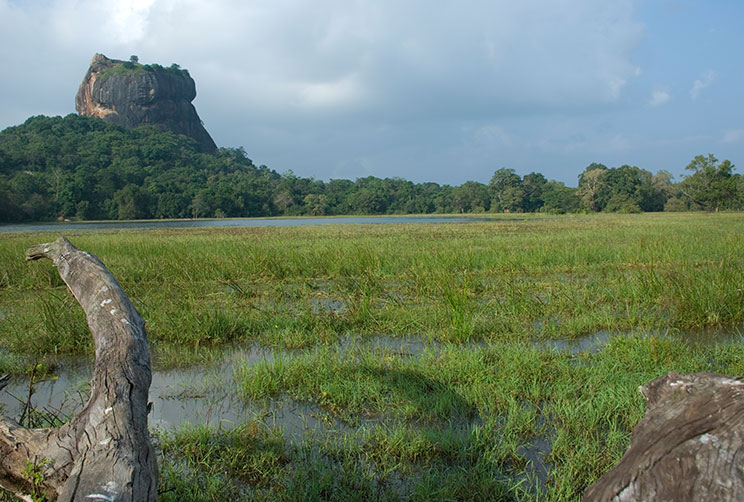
[1,0,643,122]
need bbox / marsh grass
[158,422,288,500]
[2,213,744,500]
[230,333,744,499]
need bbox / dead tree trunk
[0,237,157,501]
[584,371,744,501]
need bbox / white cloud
[648,89,671,107]
[0,0,650,185]
[107,0,157,44]
[690,70,715,100]
[296,75,365,108]
[0,0,642,121]
[722,129,744,144]
[471,125,514,148]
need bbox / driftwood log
[584,371,744,501]
[0,238,157,501]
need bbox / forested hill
[0,114,741,222]
[0,115,281,222]
[0,114,569,222]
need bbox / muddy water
[3,327,738,429]
[0,346,346,443]
[0,335,444,441]
[1,327,740,495]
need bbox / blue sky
[0,0,741,186]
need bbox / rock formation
[76,53,217,153]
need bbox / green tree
[156,192,190,219]
[602,165,660,212]
[9,171,54,220]
[0,175,24,221]
[453,181,490,213]
[488,168,523,212]
[349,187,387,214]
[191,189,215,218]
[541,181,580,213]
[604,193,642,213]
[303,194,330,216]
[521,172,548,212]
[577,163,607,212]
[273,190,295,214]
[679,154,738,211]
[114,184,152,219]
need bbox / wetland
[1,212,744,500]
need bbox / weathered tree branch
[0,237,157,501]
[584,371,744,501]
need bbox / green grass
[97,60,189,80]
[2,212,744,500]
[3,213,744,358]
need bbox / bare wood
[0,237,157,501]
[584,371,744,501]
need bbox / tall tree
[521,172,548,212]
[679,154,739,211]
[577,164,607,212]
[489,168,524,212]
[452,181,490,213]
[303,193,330,216]
[541,180,580,213]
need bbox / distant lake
[0,215,491,233]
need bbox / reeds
[2,212,744,500]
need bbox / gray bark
[584,371,744,501]
[0,237,157,501]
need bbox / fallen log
[584,371,744,501]
[0,237,157,501]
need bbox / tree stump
[0,237,157,501]
[584,371,744,501]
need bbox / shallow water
[0,345,346,442]
[536,325,744,354]
[0,215,491,233]
[0,336,447,436]
[310,298,348,315]
[2,327,739,428]
[1,327,740,495]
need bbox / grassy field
[1,212,744,500]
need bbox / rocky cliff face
[75,54,217,153]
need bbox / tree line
[0,114,741,222]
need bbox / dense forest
[0,114,742,222]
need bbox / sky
[1,0,742,187]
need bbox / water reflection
[1,327,741,496]
[536,325,744,354]
[2,326,740,428]
[0,345,358,446]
